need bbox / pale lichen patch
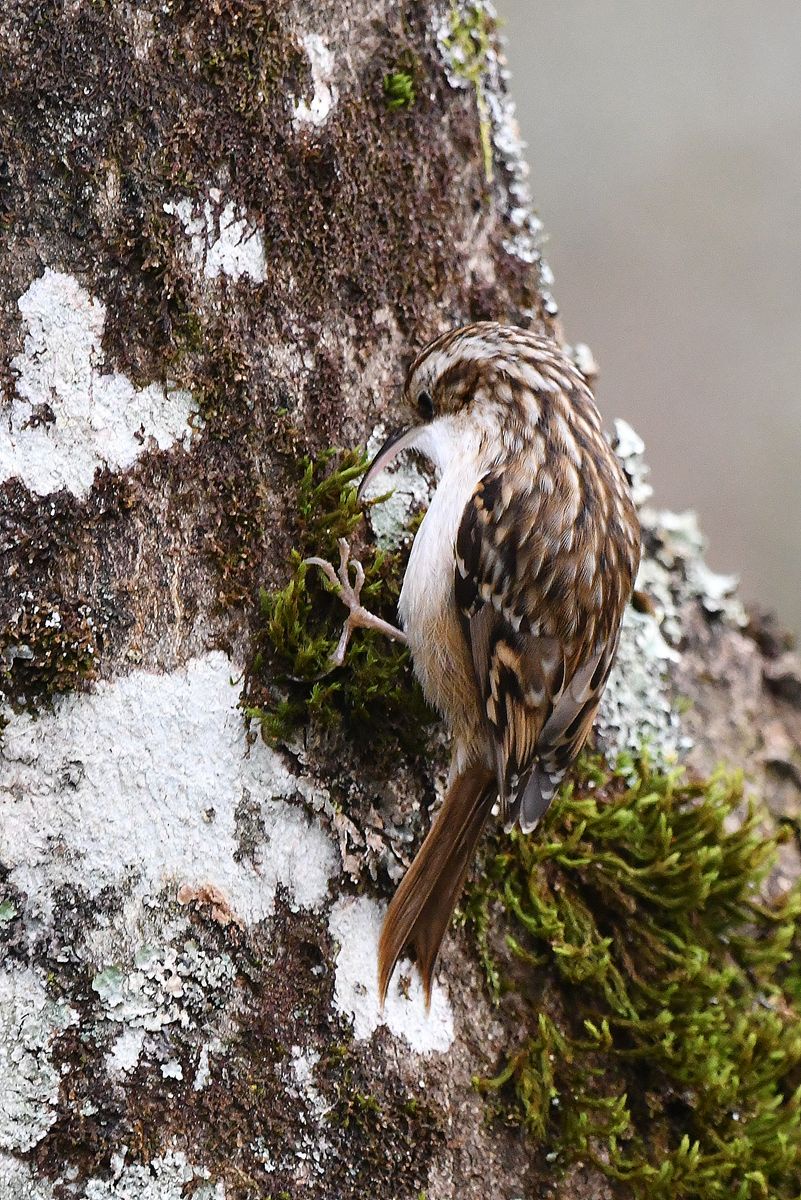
[647,508,747,628]
[0,652,338,934]
[614,419,745,635]
[612,418,652,507]
[105,1027,146,1078]
[436,1,556,308]
[0,964,76,1153]
[328,896,454,1055]
[91,939,236,1032]
[164,195,267,283]
[362,423,433,550]
[0,269,198,498]
[569,341,600,385]
[291,33,338,127]
[192,1039,221,1092]
[0,1157,55,1200]
[598,419,747,764]
[288,1046,328,1120]
[486,82,545,270]
[598,605,683,762]
[280,1046,334,1177]
[80,1149,224,1200]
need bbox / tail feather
[504,766,564,834]
[378,766,495,1006]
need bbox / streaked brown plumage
[308,322,641,1005]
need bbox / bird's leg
[303,537,408,669]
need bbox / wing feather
[455,462,635,829]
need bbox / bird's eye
[417,390,434,419]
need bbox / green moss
[441,1,495,183]
[330,1085,383,1132]
[463,755,801,1196]
[0,597,98,712]
[384,70,416,110]
[320,1042,446,1191]
[242,448,433,757]
[294,447,368,546]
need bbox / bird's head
[358,322,574,499]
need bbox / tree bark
[2,3,801,1199]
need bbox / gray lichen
[362,423,432,550]
[0,964,76,1153]
[0,1157,55,1200]
[436,0,557,312]
[82,1150,223,1200]
[598,417,747,764]
[91,936,236,1033]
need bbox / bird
[304,322,641,1006]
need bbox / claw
[302,538,407,672]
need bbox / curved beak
[357,425,422,501]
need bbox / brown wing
[455,463,636,831]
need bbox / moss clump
[464,755,801,1197]
[320,1043,445,1195]
[441,0,495,183]
[0,597,98,712]
[384,70,416,110]
[242,448,433,757]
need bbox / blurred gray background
[497,1,801,639]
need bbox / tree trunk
[2,3,801,1199]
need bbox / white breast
[398,456,479,630]
[396,418,489,727]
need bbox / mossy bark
[2,3,801,1199]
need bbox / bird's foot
[303,538,407,670]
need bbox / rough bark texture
[2,3,801,1199]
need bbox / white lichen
[251,1120,329,1184]
[279,1046,333,1175]
[612,418,652,507]
[616,421,744,641]
[0,652,338,937]
[486,84,545,269]
[436,0,556,310]
[164,194,267,283]
[291,33,337,126]
[598,604,683,761]
[91,940,236,1033]
[288,1046,328,1119]
[0,1156,55,1200]
[599,419,746,764]
[328,896,454,1055]
[569,341,600,385]
[105,1027,146,1078]
[81,1149,223,1200]
[645,508,747,629]
[362,423,433,550]
[0,964,76,1153]
[193,1040,221,1092]
[0,270,198,498]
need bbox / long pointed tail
[378,765,495,1006]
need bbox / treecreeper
[305,322,641,1004]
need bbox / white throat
[410,413,493,479]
